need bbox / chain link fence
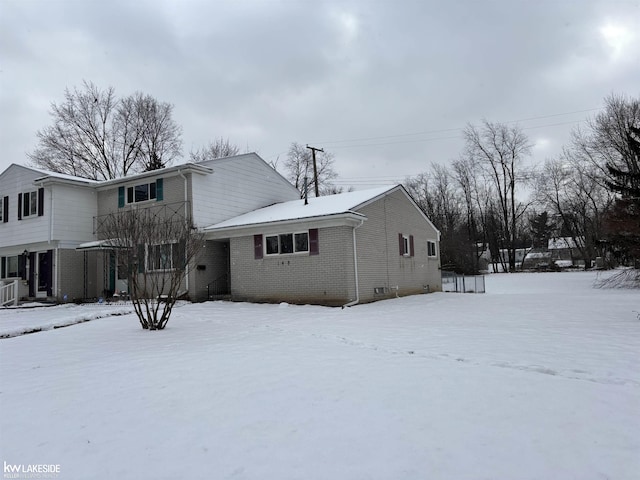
[441,271,486,293]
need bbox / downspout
[177,169,190,294]
[49,185,54,244]
[342,219,364,308]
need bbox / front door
[36,250,53,298]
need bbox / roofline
[33,176,99,188]
[352,184,442,240]
[197,152,299,195]
[205,212,367,239]
[95,163,213,190]
[0,163,98,185]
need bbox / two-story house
[1,153,442,306]
[0,165,98,301]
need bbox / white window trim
[402,234,410,257]
[145,242,179,272]
[126,181,157,205]
[2,255,20,278]
[427,240,438,258]
[264,231,310,256]
[22,190,38,218]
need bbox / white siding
[192,153,300,227]
[51,184,97,245]
[0,165,51,248]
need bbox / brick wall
[230,225,354,305]
[190,240,229,302]
[57,249,99,301]
[355,189,442,301]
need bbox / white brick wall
[230,226,355,305]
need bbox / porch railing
[207,273,230,299]
[0,280,19,307]
[93,201,192,235]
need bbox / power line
[308,107,602,148]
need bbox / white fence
[0,280,19,307]
[441,271,485,293]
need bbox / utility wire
[307,107,601,148]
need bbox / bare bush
[97,206,203,330]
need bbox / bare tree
[452,156,490,273]
[190,137,241,162]
[405,164,473,272]
[463,120,532,272]
[572,94,640,190]
[97,206,203,330]
[570,94,640,266]
[533,153,614,268]
[283,142,338,196]
[29,81,182,180]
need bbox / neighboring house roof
[205,184,439,238]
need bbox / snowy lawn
[1,271,638,479]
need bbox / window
[18,189,43,220]
[255,229,319,259]
[1,256,20,278]
[399,233,414,257]
[0,196,5,223]
[146,243,182,271]
[127,181,157,204]
[428,240,437,257]
[22,191,38,217]
[264,231,309,256]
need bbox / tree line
[404,94,639,273]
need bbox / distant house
[548,237,585,268]
[1,155,441,306]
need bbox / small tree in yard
[98,207,203,330]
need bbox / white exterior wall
[192,154,300,227]
[51,184,97,246]
[0,165,51,248]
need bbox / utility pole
[306,145,324,197]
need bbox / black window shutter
[3,196,8,223]
[37,188,44,216]
[409,235,415,257]
[18,255,26,280]
[254,235,263,259]
[17,193,22,220]
[309,228,319,255]
[1,257,5,278]
[398,233,404,255]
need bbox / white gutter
[342,218,365,308]
[178,169,190,294]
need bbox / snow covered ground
[1,271,638,479]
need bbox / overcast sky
[1,0,638,189]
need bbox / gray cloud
[1,0,638,188]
